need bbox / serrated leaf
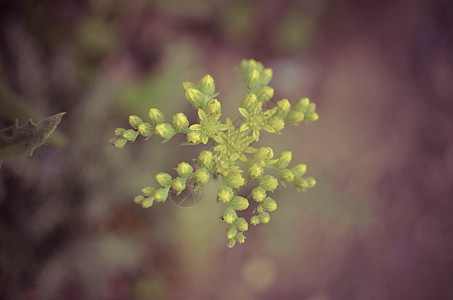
[0,112,65,166]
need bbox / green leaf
[0,112,65,166]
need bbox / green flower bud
[154,188,169,202]
[259,212,271,224]
[306,102,316,114]
[295,97,309,113]
[156,173,172,187]
[261,197,277,212]
[198,150,214,168]
[142,197,154,208]
[224,173,245,189]
[241,94,258,111]
[306,177,317,188]
[230,196,249,211]
[226,225,238,239]
[259,175,278,192]
[275,151,292,169]
[257,86,274,103]
[248,164,263,179]
[182,81,196,91]
[142,187,156,197]
[134,195,144,204]
[252,186,266,202]
[185,88,205,108]
[304,112,319,122]
[200,74,215,95]
[217,185,234,203]
[260,68,273,86]
[276,99,291,117]
[129,115,143,129]
[235,232,246,244]
[234,217,249,231]
[112,138,127,149]
[176,162,193,178]
[268,117,285,132]
[287,110,304,125]
[291,163,307,177]
[194,168,210,185]
[254,147,274,161]
[294,177,316,191]
[250,215,260,225]
[155,123,175,140]
[222,207,237,224]
[187,130,202,144]
[148,108,165,125]
[227,238,236,248]
[279,168,295,182]
[115,128,126,136]
[123,129,139,142]
[246,69,260,90]
[137,123,154,137]
[240,59,249,74]
[172,113,189,132]
[206,99,221,115]
[172,177,186,193]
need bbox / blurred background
[1,0,453,299]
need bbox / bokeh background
[1,0,453,299]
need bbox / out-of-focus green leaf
[0,112,66,166]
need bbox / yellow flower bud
[206,99,221,115]
[225,173,245,189]
[254,147,274,161]
[235,232,246,244]
[227,238,236,248]
[172,113,189,132]
[115,128,126,136]
[241,94,258,110]
[222,207,237,224]
[226,225,238,239]
[246,69,260,90]
[187,130,202,144]
[198,150,214,167]
[261,197,277,212]
[230,196,249,211]
[250,215,260,225]
[276,99,291,117]
[141,197,154,208]
[176,162,193,178]
[142,187,156,197]
[234,217,249,231]
[279,168,294,182]
[154,188,169,202]
[200,74,215,95]
[112,138,127,149]
[268,117,285,132]
[259,175,278,192]
[257,86,274,103]
[294,177,316,191]
[185,88,205,108]
[172,177,186,193]
[248,164,263,178]
[123,129,139,142]
[194,168,210,185]
[182,81,196,91]
[148,108,165,125]
[260,68,273,86]
[155,173,172,187]
[252,186,266,202]
[259,212,270,224]
[295,97,309,113]
[217,186,234,203]
[304,112,319,122]
[155,123,175,140]
[137,123,153,137]
[129,115,143,129]
[275,151,292,169]
[134,195,144,204]
[291,164,307,177]
[287,110,304,125]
